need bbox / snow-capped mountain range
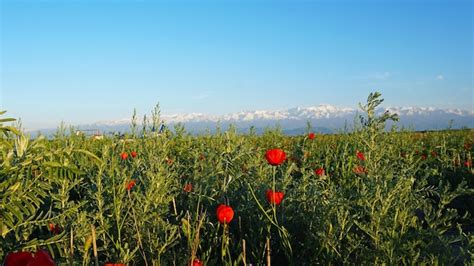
[93,105,472,125]
[76,105,473,135]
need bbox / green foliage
[1,95,473,265]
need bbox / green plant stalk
[128,189,148,266]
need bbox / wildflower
[126,180,136,191]
[183,183,193,193]
[356,151,365,161]
[265,149,286,166]
[29,250,55,266]
[308,132,315,140]
[48,223,61,235]
[315,167,325,177]
[266,190,284,205]
[465,161,472,167]
[431,151,437,157]
[192,258,203,266]
[353,165,366,175]
[4,251,33,266]
[216,204,234,224]
[5,250,55,266]
[130,151,137,158]
[120,152,128,160]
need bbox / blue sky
[1,0,472,130]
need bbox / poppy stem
[91,224,99,266]
[242,239,247,266]
[272,166,277,223]
[69,227,74,266]
[172,197,178,216]
[266,237,271,266]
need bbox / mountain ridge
[89,105,474,126]
[27,105,474,136]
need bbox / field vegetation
[1,93,473,265]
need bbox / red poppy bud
[265,149,286,166]
[183,183,193,193]
[356,151,365,161]
[216,204,234,224]
[130,151,137,158]
[353,165,366,175]
[192,258,203,266]
[266,190,285,205]
[315,167,325,177]
[48,223,61,235]
[120,152,128,160]
[126,180,136,191]
[308,132,315,140]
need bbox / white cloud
[436,75,444,80]
[194,90,214,100]
[374,72,391,80]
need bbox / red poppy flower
[465,161,472,167]
[216,204,234,224]
[315,167,325,177]
[5,250,55,266]
[421,154,427,160]
[28,250,55,266]
[48,223,61,235]
[266,190,284,205]
[265,149,286,166]
[353,165,366,175]
[308,132,315,140]
[431,151,437,157]
[4,251,33,266]
[183,183,193,193]
[166,158,174,165]
[120,152,128,160]
[192,258,203,266]
[356,151,365,161]
[126,180,136,191]
[130,151,137,158]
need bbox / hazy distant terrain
[28,105,474,137]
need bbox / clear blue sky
[1,0,472,130]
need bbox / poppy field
[1,93,473,265]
